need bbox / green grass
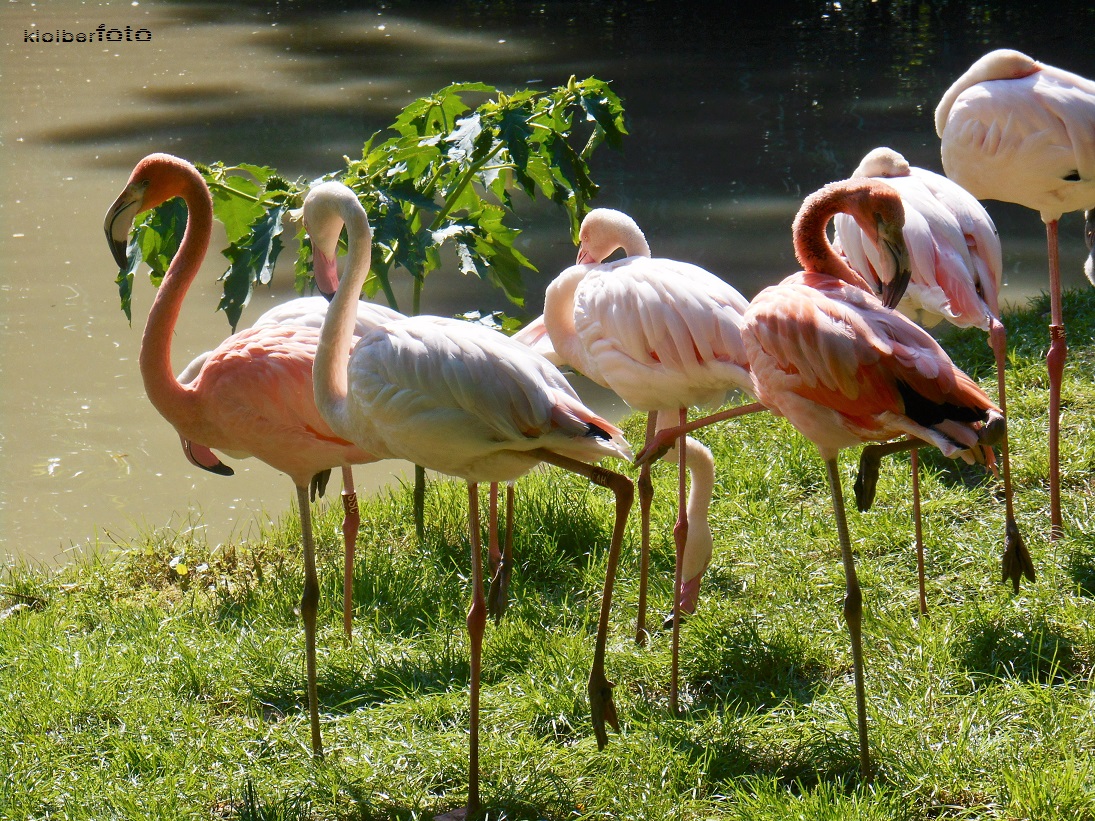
[3,290,1095,820]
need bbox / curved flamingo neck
[793,184,874,291]
[139,165,213,424]
[543,265,596,378]
[313,193,373,441]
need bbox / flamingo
[104,154,388,759]
[304,181,635,818]
[936,48,1095,538]
[541,207,763,713]
[744,179,1003,779]
[636,179,1005,778]
[833,146,1031,602]
[175,295,404,637]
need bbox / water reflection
[1,0,1092,562]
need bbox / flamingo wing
[574,256,752,409]
[347,317,630,481]
[744,275,996,458]
[939,64,1095,219]
[835,171,999,330]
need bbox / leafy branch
[116,76,628,329]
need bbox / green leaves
[218,204,286,331]
[115,197,188,322]
[114,77,628,324]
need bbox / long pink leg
[990,318,1034,592]
[296,484,324,759]
[635,412,658,646]
[911,447,926,617]
[487,482,516,623]
[532,449,634,750]
[669,407,688,716]
[1045,219,1066,540]
[340,466,360,640]
[488,483,501,577]
[635,402,768,466]
[465,483,487,816]
[824,458,872,782]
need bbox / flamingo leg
[465,482,487,816]
[635,401,767,466]
[486,482,516,623]
[340,466,359,640]
[1045,219,1067,540]
[854,439,929,613]
[296,484,324,759]
[990,318,1034,592]
[853,437,922,512]
[911,447,926,617]
[635,412,658,646]
[669,407,688,717]
[824,458,872,782]
[531,449,634,750]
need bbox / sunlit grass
[2,290,1094,820]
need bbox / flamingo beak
[181,436,235,477]
[104,180,149,269]
[312,246,339,301]
[877,219,911,309]
[576,244,597,266]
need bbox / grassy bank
[2,290,1094,820]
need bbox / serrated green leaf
[217,205,286,330]
[446,114,482,161]
[497,107,535,195]
[577,83,628,151]
[210,176,265,245]
[136,198,188,285]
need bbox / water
[2,0,1092,564]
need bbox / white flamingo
[936,48,1095,538]
[542,207,761,713]
[305,181,635,819]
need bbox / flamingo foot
[854,446,885,512]
[634,427,680,467]
[588,667,619,750]
[486,558,510,624]
[1001,516,1036,594]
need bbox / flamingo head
[105,154,207,269]
[847,179,912,309]
[575,207,651,265]
[300,181,370,299]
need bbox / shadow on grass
[957,612,1082,685]
[1067,539,1095,598]
[684,616,827,711]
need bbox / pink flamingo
[639,179,1005,779]
[304,181,635,818]
[175,295,404,637]
[833,146,1031,603]
[541,207,761,713]
[104,154,388,759]
[936,48,1095,538]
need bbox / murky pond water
[2,0,1092,563]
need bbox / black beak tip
[109,238,130,271]
[319,288,336,303]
